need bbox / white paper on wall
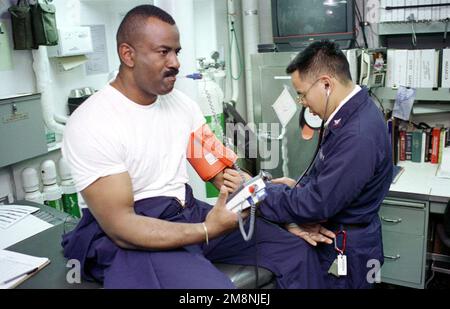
[85,24,110,75]
[272,86,298,128]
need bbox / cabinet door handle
[382,199,425,209]
[384,254,401,260]
[381,216,402,223]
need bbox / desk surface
[389,161,450,206]
[6,224,101,289]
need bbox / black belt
[326,222,369,231]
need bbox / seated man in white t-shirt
[61,5,325,288]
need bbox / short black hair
[286,40,352,83]
[116,5,176,48]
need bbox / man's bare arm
[82,172,238,250]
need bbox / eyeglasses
[296,78,321,105]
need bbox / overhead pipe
[242,0,260,125]
[32,47,66,135]
[227,0,240,105]
[54,114,68,124]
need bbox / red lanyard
[334,230,347,255]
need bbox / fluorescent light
[323,0,347,6]
[323,0,338,6]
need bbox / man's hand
[204,186,240,238]
[271,177,297,188]
[286,223,335,246]
[222,168,250,193]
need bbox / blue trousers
[62,185,324,289]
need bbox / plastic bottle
[45,127,56,148]
[21,167,44,204]
[40,160,63,211]
[58,158,80,218]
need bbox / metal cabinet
[251,52,319,178]
[0,94,48,168]
[379,198,429,289]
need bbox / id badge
[337,254,347,276]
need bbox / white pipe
[32,47,65,135]
[54,114,68,124]
[227,0,239,104]
[242,0,259,125]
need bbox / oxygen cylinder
[197,72,225,138]
[196,71,226,198]
[22,167,44,204]
[59,158,81,218]
[212,69,226,98]
[40,160,63,211]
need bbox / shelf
[413,104,450,114]
[371,87,450,101]
[378,21,449,36]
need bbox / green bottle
[61,183,80,218]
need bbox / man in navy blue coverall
[260,41,393,288]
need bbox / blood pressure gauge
[299,106,322,140]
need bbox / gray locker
[0,94,48,168]
[251,52,319,179]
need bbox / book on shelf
[390,119,448,165]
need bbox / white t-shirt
[62,84,205,203]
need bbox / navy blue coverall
[260,87,393,288]
[62,185,325,289]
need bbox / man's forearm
[109,213,209,250]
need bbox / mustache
[163,69,179,78]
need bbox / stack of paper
[0,205,39,229]
[0,205,53,249]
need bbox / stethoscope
[295,87,331,186]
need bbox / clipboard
[0,249,50,289]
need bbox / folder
[406,50,415,88]
[395,50,408,87]
[386,49,397,88]
[420,49,439,88]
[413,50,422,88]
[397,0,405,22]
[441,49,450,88]
[432,0,441,21]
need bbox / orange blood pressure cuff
[187,124,238,181]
